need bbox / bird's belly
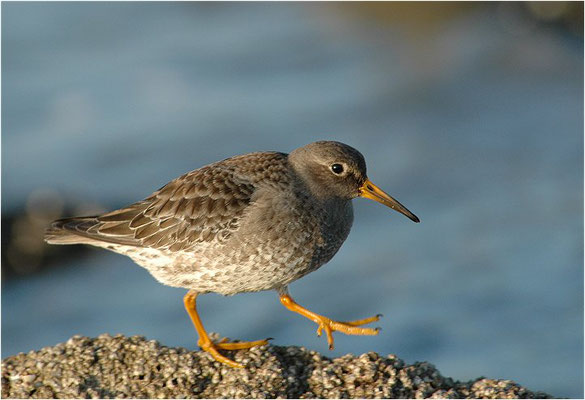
[109,236,316,295]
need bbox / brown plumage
[46,141,419,368]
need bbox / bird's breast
[310,199,353,267]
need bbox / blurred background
[2,2,583,397]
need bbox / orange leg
[279,293,380,350]
[183,291,269,368]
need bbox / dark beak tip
[412,215,420,223]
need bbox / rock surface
[2,334,551,399]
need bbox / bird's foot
[279,293,381,350]
[185,291,271,368]
[197,337,271,368]
[314,314,381,350]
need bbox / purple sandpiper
[46,141,419,368]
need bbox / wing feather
[45,151,289,249]
[91,163,256,249]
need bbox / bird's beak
[359,179,420,223]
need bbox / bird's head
[289,141,419,223]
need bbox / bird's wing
[46,151,291,250]
[50,161,257,251]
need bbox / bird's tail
[44,216,100,245]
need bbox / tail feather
[44,216,100,245]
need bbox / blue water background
[2,3,583,397]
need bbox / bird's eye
[331,164,344,175]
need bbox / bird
[45,140,419,368]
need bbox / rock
[2,334,551,399]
